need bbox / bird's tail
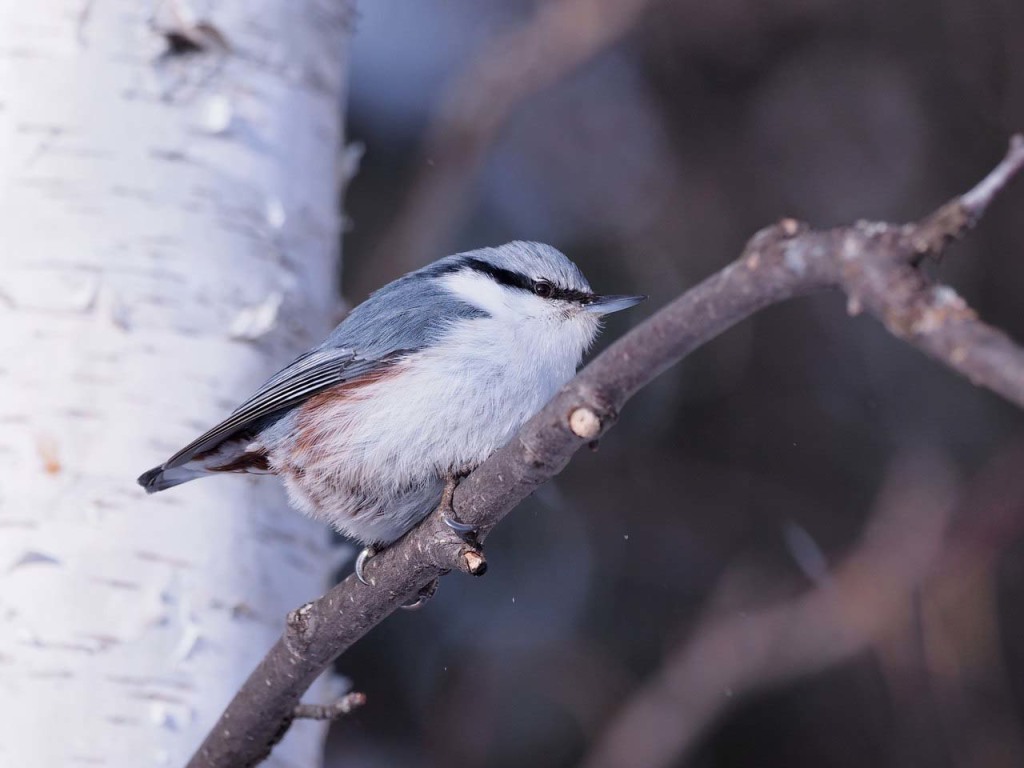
[138,438,270,493]
[137,464,206,494]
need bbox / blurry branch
[376,0,657,274]
[581,454,957,768]
[584,441,1024,768]
[908,444,1024,768]
[187,137,1024,768]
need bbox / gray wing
[163,347,403,469]
[162,252,488,471]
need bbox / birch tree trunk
[0,2,352,765]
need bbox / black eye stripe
[462,257,533,292]
[459,257,593,303]
[555,288,594,304]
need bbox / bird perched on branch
[139,241,644,593]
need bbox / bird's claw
[355,546,377,586]
[401,579,438,610]
[442,514,477,534]
[438,472,480,544]
[355,472,481,600]
[357,546,437,609]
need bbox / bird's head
[430,242,645,340]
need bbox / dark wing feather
[163,347,403,469]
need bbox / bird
[138,241,644,593]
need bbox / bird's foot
[356,545,437,609]
[354,545,377,586]
[355,471,483,603]
[438,472,487,578]
[401,578,439,611]
[438,471,480,545]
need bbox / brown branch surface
[186,137,1024,768]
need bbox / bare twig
[580,454,957,768]
[186,137,1024,768]
[961,134,1024,218]
[582,441,1024,768]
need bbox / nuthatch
[139,242,644,592]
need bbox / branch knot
[284,602,317,656]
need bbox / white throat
[437,266,600,383]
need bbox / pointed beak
[582,293,647,315]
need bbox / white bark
[0,2,352,765]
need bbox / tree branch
[292,692,366,722]
[186,136,1024,768]
[580,453,958,768]
[581,441,1024,768]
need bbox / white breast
[346,308,597,480]
[264,304,600,545]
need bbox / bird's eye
[533,280,554,298]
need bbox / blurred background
[324,0,1024,766]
